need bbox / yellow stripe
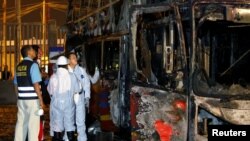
[100,115,111,121]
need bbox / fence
[0,21,65,78]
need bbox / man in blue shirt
[14,45,44,141]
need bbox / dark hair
[32,45,40,54]
[58,65,68,69]
[67,52,77,59]
[32,45,40,61]
[21,45,33,58]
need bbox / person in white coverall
[68,52,99,141]
[47,56,80,141]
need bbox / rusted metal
[139,30,153,81]
[221,50,250,77]
[174,4,188,69]
[192,0,250,5]
[131,86,188,141]
[129,3,175,83]
[195,96,250,124]
[74,0,120,23]
[87,31,128,44]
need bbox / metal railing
[0,22,65,78]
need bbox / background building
[0,0,67,77]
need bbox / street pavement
[0,80,17,105]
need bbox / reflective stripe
[18,93,37,97]
[18,87,35,91]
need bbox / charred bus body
[63,0,250,140]
[128,3,189,141]
[190,0,250,140]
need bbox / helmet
[56,56,68,65]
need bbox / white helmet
[56,56,68,65]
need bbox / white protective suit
[68,65,90,141]
[89,67,100,84]
[47,67,80,140]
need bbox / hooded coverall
[68,64,90,141]
[47,67,80,141]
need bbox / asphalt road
[0,80,51,141]
[0,80,17,105]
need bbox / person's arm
[82,68,91,99]
[14,85,18,97]
[89,67,100,84]
[30,63,44,108]
[34,82,44,108]
[80,68,91,111]
[47,75,56,95]
[13,73,18,97]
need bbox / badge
[81,74,84,79]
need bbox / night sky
[0,0,68,26]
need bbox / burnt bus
[64,0,250,140]
[128,3,189,141]
[190,0,250,140]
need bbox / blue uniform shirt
[14,57,42,85]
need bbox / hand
[74,93,80,104]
